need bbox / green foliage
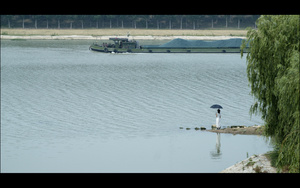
[241,15,300,173]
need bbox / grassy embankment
[1,28,247,37]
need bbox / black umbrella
[210,104,223,109]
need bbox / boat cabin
[108,38,138,49]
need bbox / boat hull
[89,45,247,53]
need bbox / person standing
[216,109,221,130]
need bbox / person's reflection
[210,133,222,159]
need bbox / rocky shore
[205,125,277,173]
[206,125,264,135]
[220,153,277,173]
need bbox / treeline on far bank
[1,15,260,30]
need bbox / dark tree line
[1,15,260,30]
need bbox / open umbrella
[210,104,223,109]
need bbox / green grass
[265,150,279,168]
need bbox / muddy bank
[206,125,264,135]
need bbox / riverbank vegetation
[241,15,299,173]
[1,15,259,30]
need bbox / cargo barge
[89,37,248,53]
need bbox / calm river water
[1,39,271,172]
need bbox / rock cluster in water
[179,126,206,130]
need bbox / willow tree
[241,15,299,173]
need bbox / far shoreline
[1,28,247,40]
[1,35,246,41]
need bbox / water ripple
[2,50,263,143]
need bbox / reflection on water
[210,133,222,159]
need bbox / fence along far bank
[1,15,259,30]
